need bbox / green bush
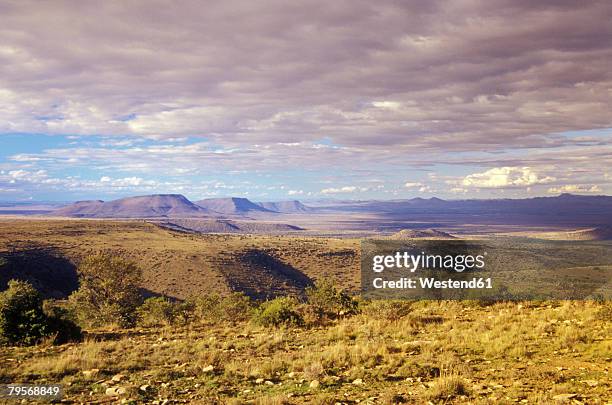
[137,297,193,326]
[191,292,252,323]
[0,280,81,346]
[43,301,83,344]
[252,297,303,327]
[69,253,143,328]
[305,279,358,322]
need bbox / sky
[0,0,611,202]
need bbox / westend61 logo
[372,251,486,273]
[361,239,612,300]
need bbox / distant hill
[532,226,612,241]
[195,197,274,214]
[51,194,209,218]
[256,200,313,213]
[157,218,304,234]
[389,228,456,239]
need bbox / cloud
[288,189,303,196]
[547,184,602,194]
[404,182,423,188]
[321,186,361,194]
[0,0,610,155]
[462,167,555,188]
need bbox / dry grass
[2,300,608,403]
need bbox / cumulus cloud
[0,0,611,153]
[462,167,555,188]
[288,190,303,195]
[0,1,611,198]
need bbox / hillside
[0,219,359,300]
[51,195,209,218]
[195,197,274,215]
[156,219,304,234]
[531,226,612,241]
[256,200,313,213]
[389,228,456,239]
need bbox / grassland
[0,300,610,403]
[0,219,611,404]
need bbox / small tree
[69,253,143,328]
[0,280,81,346]
[305,279,358,322]
[0,280,51,345]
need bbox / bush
[69,253,143,328]
[137,297,193,326]
[252,297,303,327]
[43,301,83,344]
[191,292,252,324]
[362,300,412,321]
[0,280,81,346]
[305,279,358,322]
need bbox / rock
[139,384,150,392]
[352,378,364,385]
[264,380,274,386]
[82,368,100,378]
[112,374,126,382]
[582,380,598,387]
[105,386,126,396]
[309,380,320,389]
[255,378,265,384]
[552,393,577,401]
[202,365,214,373]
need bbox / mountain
[51,194,209,218]
[52,200,105,217]
[255,200,313,213]
[195,197,274,214]
[533,226,612,241]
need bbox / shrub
[0,280,81,346]
[69,253,143,328]
[362,300,412,321]
[137,296,193,326]
[191,292,252,324]
[43,301,83,344]
[305,279,358,322]
[252,297,303,327]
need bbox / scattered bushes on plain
[69,253,143,328]
[0,280,81,346]
[252,297,303,327]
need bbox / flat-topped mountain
[51,194,209,218]
[256,200,313,213]
[195,197,274,214]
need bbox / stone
[112,374,126,382]
[139,384,150,392]
[82,369,100,378]
[202,365,214,373]
[264,380,274,386]
[255,378,265,384]
[552,393,577,401]
[105,386,126,396]
[352,378,364,385]
[309,380,320,389]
